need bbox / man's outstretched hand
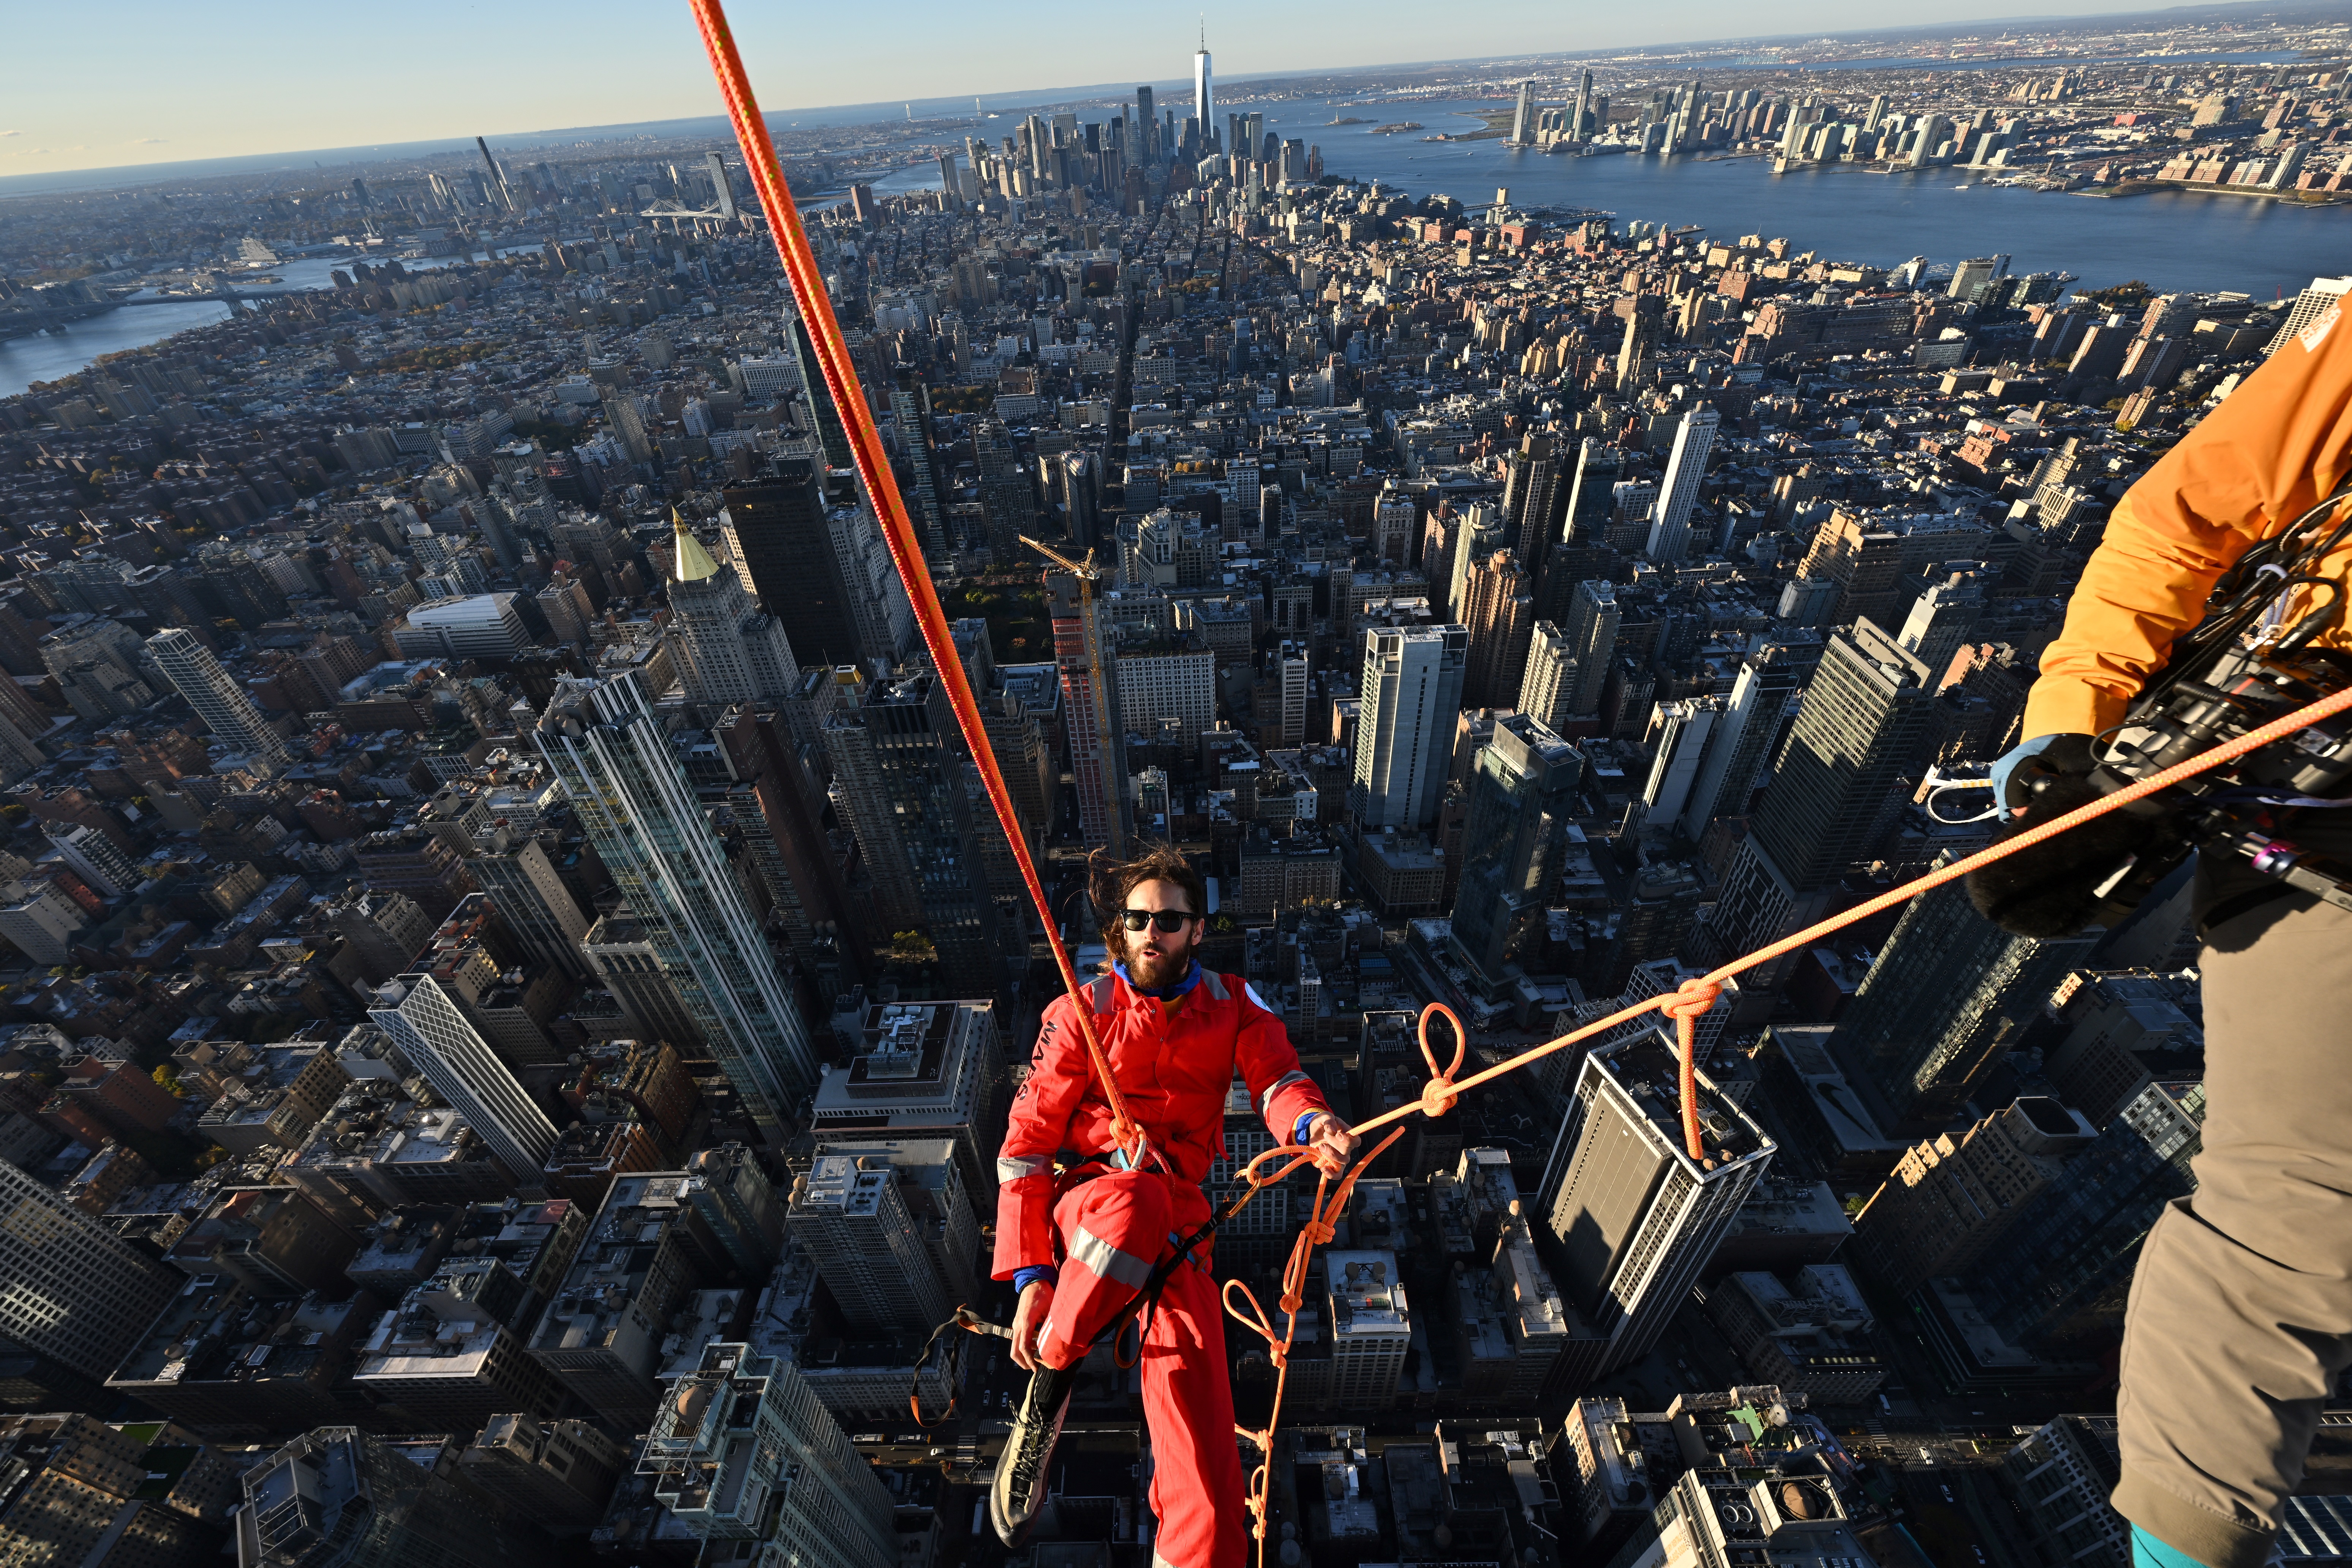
[1010,1279,1053,1372]
[1304,1113,1359,1178]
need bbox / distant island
[1370,122,1423,134]
[1329,117,1369,125]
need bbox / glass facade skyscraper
[536,670,816,1141]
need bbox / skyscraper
[147,626,290,770]
[1673,637,1815,840]
[467,834,594,982]
[1539,1031,1773,1393]
[1195,28,1214,142]
[821,670,1007,999]
[666,516,800,708]
[581,906,707,1054]
[1572,71,1595,141]
[1450,713,1582,991]
[1645,406,1720,562]
[1050,570,1130,853]
[1564,579,1621,719]
[370,970,559,1183]
[1351,625,1468,830]
[236,1428,559,1568]
[890,373,950,565]
[1136,84,1157,158]
[1517,621,1580,733]
[1831,865,2096,1133]
[641,1342,896,1568]
[703,150,736,220]
[0,1157,177,1391]
[537,672,816,1141]
[1502,433,1568,571]
[787,1149,950,1333]
[721,458,863,666]
[1460,549,1536,711]
[1707,621,1936,978]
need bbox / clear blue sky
[7,0,2194,176]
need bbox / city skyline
[0,0,2292,180]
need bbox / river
[0,247,537,400]
[880,90,2352,302]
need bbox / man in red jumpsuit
[989,845,1355,1566]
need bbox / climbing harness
[684,3,2352,1554]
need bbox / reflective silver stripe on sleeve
[1202,971,1228,1002]
[997,1155,1050,1182]
[1067,1225,1154,1289]
[1259,1069,1310,1118]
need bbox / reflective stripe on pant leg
[1040,1169,1172,1368]
[2116,890,2352,1568]
[1141,1261,1247,1568]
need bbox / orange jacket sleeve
[1233,978,1332,1144]
[991,992,1093,1280]
[2023,305,2352,740]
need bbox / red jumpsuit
[994,967,1332,1568]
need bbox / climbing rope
[686,0,1147,1165]
[684,6,2352,1555]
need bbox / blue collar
[1114,959,1203,1001]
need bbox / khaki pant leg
[2114,886,2352,1568]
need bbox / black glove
[1966,737,2180,938]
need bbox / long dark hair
[1089,841,1208,951]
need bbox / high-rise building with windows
[1195,30,1214,140]
[1450,713,1582,991]
[822,671,1007,999]
[369,970,558,1183]
[1563,579,1621,718]
[537,671,816,1141]
[890,373,950,565]
[1672,637,1816,840]
[1539,1030,1773,1395]
[1351,625,1468,830]
[786,1149,951,1334]
[1707,621,1936,983]
[1048,571,1130,853]
[1646,406,1720,562]
[720,459,864,668]
[0,1159,177,1394]
[147,626,290,770]
[467,833,593,982]
[581,906,707,1054]
[664,516,799,708]
[640,1342,896,1568]
[1831,865,2096,1133]
[235,1427,558,1568]
[1460,550,1535,711]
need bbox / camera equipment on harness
[1967,482,2352,938]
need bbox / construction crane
[1022,536,1129,854]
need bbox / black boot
[990,1361,1077,1547]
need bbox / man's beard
[1122,936,1193,991]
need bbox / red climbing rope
[682,7,2352,1557]
[685,0,1145,1160]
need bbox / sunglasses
[1119,908,1198,933]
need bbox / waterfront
[888,90,2352,300]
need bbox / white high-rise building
[147,626,290,769]
[536,670,816,1140]
[369,971,557,1182]
[0,1157,177,1385]
[665,515,799,707]
[1646,406,1720,562]
[1517,621,1580,733]
[1351,625,1468,831]
[1640,697,1727,828]
[787,1150,950,1334]
[1325,1249,1412,1410]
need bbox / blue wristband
[1012,1265,1058,1294]
[1293,1111,1320,1147]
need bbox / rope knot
[1661,977,1721,1022]
[1418,1075,1459,1119]
[1301,1220,1336,1247]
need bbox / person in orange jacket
[1995,295,2352,1568]
[988,843,1355,1567]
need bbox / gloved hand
[1990,733,2099,820]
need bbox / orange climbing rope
[684,6,2352,1556]
[684,0,1150,1165]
